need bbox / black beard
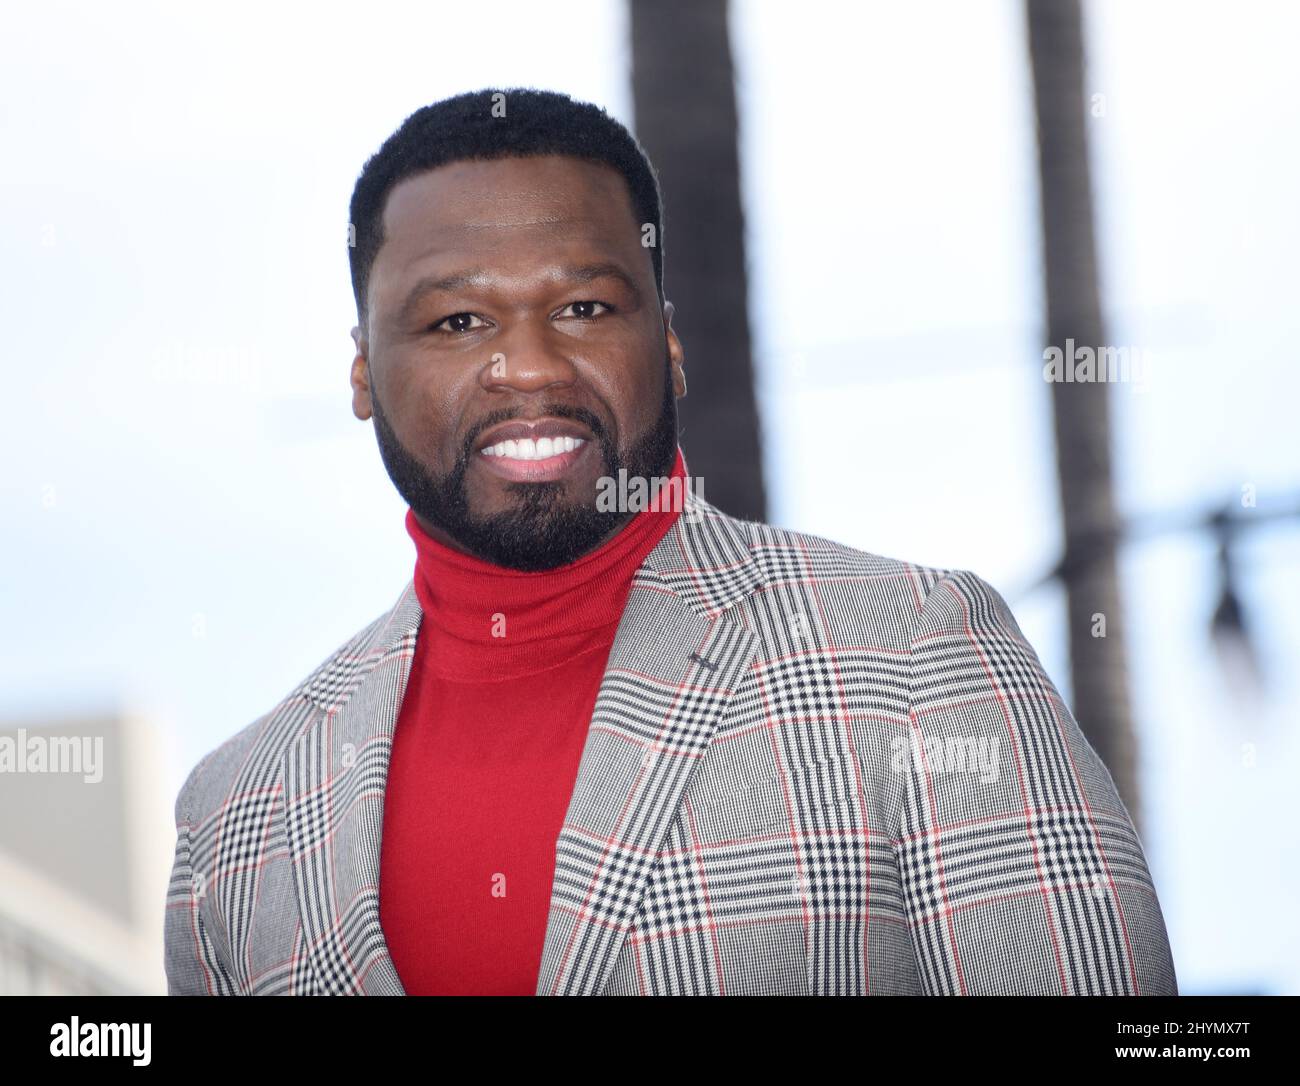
[369,361,679,571]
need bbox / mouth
[474,417,597,484]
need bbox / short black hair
[347,87,664,330]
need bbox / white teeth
[481,435,586,460]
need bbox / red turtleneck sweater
[379,447,687,995]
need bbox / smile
[477,436,591,482]
[480,436,586,460]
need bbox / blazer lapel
[284,581,422,995]
[536,492,765,994]
[283,488,764,997]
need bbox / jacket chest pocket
[689,750,861,846]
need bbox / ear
[663,300,686,398]
[350,326,372,420]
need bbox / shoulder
[744,515,948,584]
[171,583,417,828]
[704,506,1032,665]
[722,509,958,622]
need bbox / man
[164,88,1177,996]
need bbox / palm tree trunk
[628,0,766,521]
[1025,0,1142,832]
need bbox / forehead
[369,155,647,309]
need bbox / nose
[478,323,578,394]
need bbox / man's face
[349,154,686,571]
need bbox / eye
[555,300,613,320]
[429,312,488,334]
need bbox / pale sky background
[2,0,1296,995]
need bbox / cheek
[599,354,664,436]
[384,362,468,461]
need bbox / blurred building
[0,712,171,994]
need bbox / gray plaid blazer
[165,490,1177,995]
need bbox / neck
[405,447,689,680]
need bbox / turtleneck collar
[406,446,688,681]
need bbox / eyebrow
[393,261,643,326]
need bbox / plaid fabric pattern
[165,490,1177,995]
